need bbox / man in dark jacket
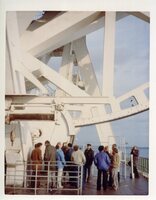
[44,140,56,188]
[84,144,94,183]
[94,145,111,190]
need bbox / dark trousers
[31,170,40,188]
[84,165,92,182]
[134,166,139,178]
[97,169,108,190]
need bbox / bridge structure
[5,11,149,186]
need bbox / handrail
[5,161,84,195]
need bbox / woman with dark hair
[94,145,111,191]
[130,146,139,178]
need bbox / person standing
[108,143,120,186]
[31,143,42,188]
[94,145,111,191]
[64,143,73,183]
[71,145,86,187]
[56,142,66,188]
[84,144,94,183]
[44,140,57,188]
[130,146,139,178]
[111,147,120,191]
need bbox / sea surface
[126,147,149,158]
[80,146,149,159]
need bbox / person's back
[94,145,111,191]
[31,143,42,170]
[65,143,73,162]
[94,151,110,171]
[44,140,56,171]
[72,145,86,165]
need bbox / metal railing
[127,155,149,179]
[5,161,83,195]
[138,157,149,178]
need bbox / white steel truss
[5,11,149,148]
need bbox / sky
[75,14,149,148]
[38,13,149,148]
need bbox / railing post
[77,165,79,195]
[80,164,83,195]
[34,165,37,195]
[47,161,50,193]
[130,154,134,179]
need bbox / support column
[102,12,116,96]
[6,12,26,94]
[101,12,116,145]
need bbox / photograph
[4,10,149,196]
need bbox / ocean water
[80,146,149,159]
[126,147,149,158]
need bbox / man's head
[113,147,118,154]
[36,142,42,148]
[45,140,50,146]
[68,143,72,148]
[87,144,91,150]
[104,146,109,152]
[112,144,117,150]
[98,145,104,152]
[73,145,79,151]
[56,142,62,149]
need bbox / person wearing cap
[31,142,43,188]
[84,144,94,183]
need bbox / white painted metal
[21,12,101,57]
[5,11,149,186]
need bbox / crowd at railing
[5,141,148,195]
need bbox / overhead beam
[20,12,129,57]
[22,52,89,96]
[21,11,101,57]
[129,12,150,23]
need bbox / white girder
[5,82,149,126]
[129,12,150,23]
[19,11,149,60]
[6,12,48,95]
[5,11,149,143]
[72,35,115,143]
[102,12,116,96]
[21,12,101,57]
[17,11,37,36]
[20,12,131,58]
[6,12,26,94]
[55,43,73,97]
[22,52,88,96]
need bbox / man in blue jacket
[94,145,111,191]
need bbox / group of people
[94,144,120,191]
[30,141,86,189]
[30,141,139,192]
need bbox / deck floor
[5,174,148,195]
